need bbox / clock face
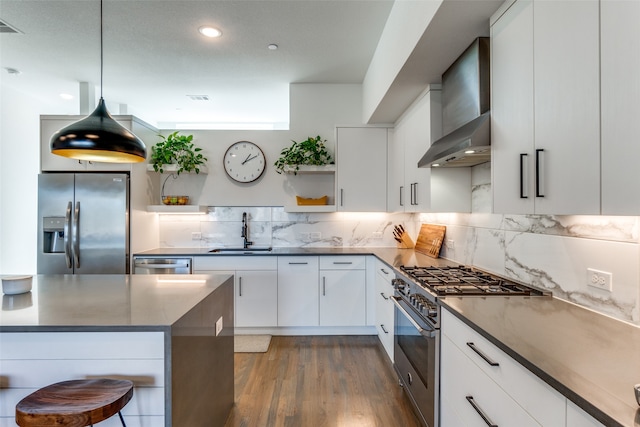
[223,141,266,183]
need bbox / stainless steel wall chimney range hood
[418,37,490,168]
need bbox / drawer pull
[466,342,500,366]
[238,277,242,297]
[288,262,308,265]
[380,292,389,300]
[466,396,498,427]
[333,261,353,265]
[380,268,389,275]
[380,324,389,334]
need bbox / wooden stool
[15,378,134,427]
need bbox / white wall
[150,84,364,208]
[0,86,49,274]
[362,0,441,123]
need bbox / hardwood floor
[224,335,422,427]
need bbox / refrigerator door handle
[73,201,80,268]
[64,201,72,268]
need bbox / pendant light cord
[100,0,104,99]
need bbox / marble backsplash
[158,163,640,326]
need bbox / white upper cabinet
[492,0,600,215]
[336,127,388,212]
[600,0,640,215]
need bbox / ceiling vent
[0,19,22,34]
[187,95,210,101]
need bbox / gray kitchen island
[0,274,234,427]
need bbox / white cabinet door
[600,0,640,214]
[277,256,319,327]
[492,0,600,215]
[336,127,388,212]
[374,262,394,360]
[566,399,605,427]
[319,269,366,326]
[387,127,405,212]
[491,0,535,214]
[440,334,541,427]
[533,0,600,215]
[403,88,443,212]
[235,270,278,328]
[442,309,565,426]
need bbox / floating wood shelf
[146,164,208,174]
[146,205,209,213]
[282,165,335,174]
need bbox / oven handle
[391,296,436,338]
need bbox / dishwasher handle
[134,258,192,274]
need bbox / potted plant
[150,131,207,174]
[273,135,333,174]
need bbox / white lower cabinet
[441,309,566,427]
[374,259,394,360]
[319,256,366,326]
[277,256,320,327]
[566,399,605,427]
[193,256,278,328]
[234,270,278,327]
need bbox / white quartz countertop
[0,274,233,331]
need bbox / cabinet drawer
[193,256,277,271]
[374,258,394,280]
[319,255,365,270]
[442,309,565,427]
[441,334,540,427]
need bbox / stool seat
[15,378,134,427]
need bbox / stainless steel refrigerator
[37,173,130,274]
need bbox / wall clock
[223,141,266,183]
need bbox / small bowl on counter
[162,195,189,205]
[1,275,33,295]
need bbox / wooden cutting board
[415,224,446,258]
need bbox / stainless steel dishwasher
[133,257,192,274]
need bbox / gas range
[399,265,548,298]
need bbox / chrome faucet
[241,212,253,249]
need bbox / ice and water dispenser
[42,217,65,253]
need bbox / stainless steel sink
[208,247,273,254]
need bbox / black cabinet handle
[535,148,545,197]
[466,342,500,366]
[380,324,389,334]
[380,292,389,300]
[519,153,528,198]
[400,186,404,206]
[466,396,498,427]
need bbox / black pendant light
[50,0,146,163]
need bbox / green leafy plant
[150,131,207,174]
[274,135,333,174]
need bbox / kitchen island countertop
[0,273,232,330]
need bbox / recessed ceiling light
[432,163,440,167]
[464,150,476,154]
[59,93,74,100]
[267,44,278,50]
[198,26,222,38]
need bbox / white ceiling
[0,0,394,129]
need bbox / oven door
[393,295,439,427]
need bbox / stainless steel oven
[392,265,549,427]
[392,276,440,427]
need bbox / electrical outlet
[191,231,202,240]
[372,231,383,239]
[310,232,322,239]
[445,239,455,249]
[587,268,613,292]
[215,317,223,336]
[299,232,310,242]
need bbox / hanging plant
[150,131,207,174]
[273,135,333,174]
